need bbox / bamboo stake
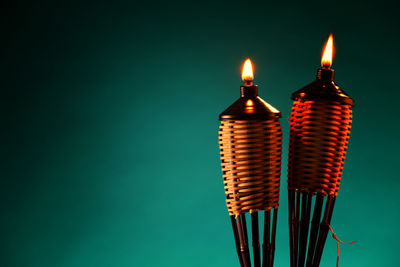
[298,193,307,267]
[270,208,278,267]
[306,194,324,267]
[294,191,301,266]
[298,193,312,267]
[312,196,336,267]
[231,215,245,267]
[241,214,251,265]
[242,214,248,243]
[236,215,251,267]
[262,210,271,267]
[288,189,296,267]
[251,212,261,267]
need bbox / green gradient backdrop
[3,1,399,266]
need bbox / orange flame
[242,59,254,82]
[321,34,334,68]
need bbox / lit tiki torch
[287,35,355,267]
[219,59,282,267]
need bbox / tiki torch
[218,59,282,267]
[287,35,355,267]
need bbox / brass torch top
[292,34,354,106]
[219,59,281,120]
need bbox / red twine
[328,225,357,267]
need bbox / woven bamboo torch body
[287,36,355,267]
[218,59,282,267]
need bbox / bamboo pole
[251,212,261,267]
[298,193,312,267]
[312,196,336,267]
[288,189,296,267]
[305,194,324,267]
[238,214,252,266]
[231,215,245,266]
[294,191,301,266]
[270,209,278,267]
[262,210,271,267]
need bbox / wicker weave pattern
[219,120,282,216]
[288,100,352,196]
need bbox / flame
[246,99,254,106]
[321,34,333,68]
[242,59,254,82]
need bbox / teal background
[3,1,399,266]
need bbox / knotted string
[328,225,357,267]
